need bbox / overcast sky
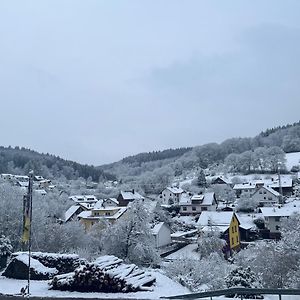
[0,1,300,165]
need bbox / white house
[102,198,119,207]
[251,185,280,207]
[260,200,300,234]
[69,195,98,208]
[151,222,172,248]
[179,192,217,215]
[233,182,259,198]
[159,187,184,205]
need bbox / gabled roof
[179,192,216,206]
[260,201,300,217]
[252,185,280,198]
[103,198,119,205]
[120,191,144,200]
[233,183,256,190]
[65,205,82,222]
[165,186,184,194]
[152,222,167,235]
[201,192,215,206]
[197,211,235,227]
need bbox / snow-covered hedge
[3,253,58,280]
[12,252,86,274]
[49,255,156,293]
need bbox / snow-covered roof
[34,189,47,195]
[197,211,235,228]
[104,197,119,205]
[93,200,104,210]
[152,222,165,235]
[179,192,215,206]
[260,201,300,217]
[165,187,184,194]
[78,207,127,220]
[236,214,256,230]
[65,205,81,222]
[69,195,98,203]
[233,183,257,190]
[201,192,215,206]
[252,185,280,197]
[78,211,92,218]
[17,181,29,187]
[120,191,144,200]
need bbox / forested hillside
[100,121,300,193]
[0,146,115,181]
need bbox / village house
[179,192,217,215]
[69,195,98,209]
[197,211,256,243]
[117,190,144,206]
[102,198,119,207]
[159,186,184,206]
[78,200,127,230]
[260,200,300,238]
[233,182,262,198]
[211,176,232,187]
[251,185,280,207]
[151,222,172,248]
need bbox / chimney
[132,189,135,194]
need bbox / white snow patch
[285,152,300,170]
[0,270,189,299]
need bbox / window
[236,236,239,243]
[232,237,234,245]
[264,191,267,194]
[276,225,280,231]
[235,226,237,232]
[264,197,266,200]
[259,191,263,194]
[182,207,187,211]
[202,207,207,211]
[192,206,196,211]
[268,197,272,200]
[105,212,110,216]
[232,227,234,233]
[274,216,281,222]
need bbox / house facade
[78,200,127,230]
[117,190,144,206]
[179,192,217,215]
[251,186,280,207]
[151,222,172,248]
[159,187,184,205]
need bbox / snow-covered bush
[197,231,226,258]
[225,266,261,289]
[236,194,258,212]
[165,253,232,292]
[100,202,160,266]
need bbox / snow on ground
[0,271,190,299]
[166,243,200,260]
[285,152,300,170]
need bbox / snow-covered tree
[196,169,207,187]
[236,193,258,212]
[197,231,226,258]
[165,253,232,291]
[0,235,13,256]
[225,266,261,289]
[100,202,160,266]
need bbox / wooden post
[279,294,282,300]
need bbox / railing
[161,288,300,300]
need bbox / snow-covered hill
[285,152,300,171]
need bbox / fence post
[279,294,282,300]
